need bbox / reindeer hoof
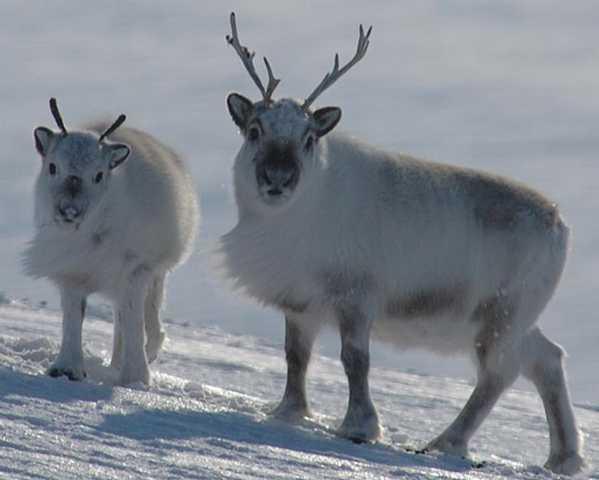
[271,400,312,423]
[47,365,86,381]
[425,435,468,457]
[337,414,381,443]
[544,452,587,476]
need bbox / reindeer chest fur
[25,206,133,294]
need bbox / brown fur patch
[386,286,465,319]
[460,172,559,231]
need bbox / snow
[1,301,597,479]
[1,1,598,477]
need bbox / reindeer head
[225,13,371,210]
[33,98,129,228]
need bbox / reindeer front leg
[337,304,381,443]
[48,287,87,381]
[272,314,319,421]
[115,266,151,385]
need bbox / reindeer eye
[304,136,314,151]
[49,163,57,175]
[94,171,104,184]
[248,126,260,142]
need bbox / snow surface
[0,300,597,479]
[1,1,599,477]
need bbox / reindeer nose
[259,165,298,196]
[65,175,82,196]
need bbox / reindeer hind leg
[144,273,166,364]
[521,328,586,475]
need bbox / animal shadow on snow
[0,336,116,403]
[97,407,480,475]
[0,367,113,404]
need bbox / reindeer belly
[373,311,479,354]
[373,283,482,354]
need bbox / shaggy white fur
[24,107,198,386]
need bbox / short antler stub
[49,97,68,135]
[99,114,127,142]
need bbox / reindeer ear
[33,127,55,156]
[227,93,254,130]
[105,143,131,170]
[313,107,342,137]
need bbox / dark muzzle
[256,142,301,197]
[64,175,82,197]
[256,163,299,196]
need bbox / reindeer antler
[99,114,126,142]
[226,12,280,104]
[302,24,372,110]
[49,98,68,135]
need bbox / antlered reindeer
[219,13,585,475]
[24,99,199,385]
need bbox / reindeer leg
[425,318,520,457]
[337,303,381,443]
[115,266,152,385]
[144,273,166,363]
[110,307,122,369]
[48,287,87,381]
[521,328,586,475]
[272,314,319,421]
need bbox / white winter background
[0,1,598,479]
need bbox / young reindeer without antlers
[24,99,198,385]
[219,13,586,475]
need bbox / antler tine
[98,114,126,143]
[302,24,373,110]
[49,97,68,135]
[263,57,281,102]
[226,12,273,101]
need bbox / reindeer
[219,13,585,474]
[24,99,199,385]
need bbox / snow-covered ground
[1,299,598,479]
[1,1,598,477]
